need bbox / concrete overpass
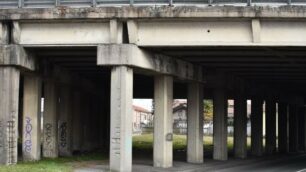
[1,2,306,172]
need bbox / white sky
[133,99,153,111]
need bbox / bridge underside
[1,6,306,171]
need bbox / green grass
[132,134,251,152]
[0,153,107,172]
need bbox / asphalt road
[75,153,306,172]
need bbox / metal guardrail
[0,0,304,8]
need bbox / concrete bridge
[1,2,306,172]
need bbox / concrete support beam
[187,82,203,163]
[251,98,263,156]
[278,102,288,153]
[154,75,173,168]
[265,99,276,154]
[234,95,247,159]
[0,45,35,71]
[43,80,59,158]
[213,88,228,161]
[58,86,72,156]
[0,67,20,165]
[289,104,299,152]
[110,66,133,172]
[22,75,42,161]
[97,44,202,82]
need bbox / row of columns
[110,66,205,171]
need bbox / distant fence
[0,0,305,8]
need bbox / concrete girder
[97,44,202,82]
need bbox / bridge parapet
[0,0,305,8]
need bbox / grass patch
[0,153,107,172]
[133,134,251,152]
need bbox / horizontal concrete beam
[97,44,202,82]
[1,6,306,20]
[0,45,35,71]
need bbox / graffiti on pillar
[111,127,121,157]
[60,122,67,148]
[24,117,32,153]
[0,121,4,153]
[7,120,17,164]
[45,123,52,147]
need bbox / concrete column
[251,98,263,156]
[213,88,228,160]
[22,75,42,161]
[58,86,72,156]
[234,95,247,159]
[0,67,20,165]
[298,107,305,151]
[289,104,298,152]
[43,80,58,158]
[265,99,276,154]
[278,102,288,153]
[110,66,133,172]
[154,75,173,168]
[187,82,203,163]
[72,91,82,153]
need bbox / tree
[204,100,213,122]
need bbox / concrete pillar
[110,66,133,172]
[251,98,263,156]
[289,104,299,152]
[58,86,72,156]
[278,102,288,153]
[0,67,20,165]
[234,95,247,159]
[213,88,228,160]
[154,75,173,168]
[265,99,276,154]
[187,82,203,163]
[72,91,82,153]
[298,107,305,151]
[43,80,58,158]
[22,75,42,161]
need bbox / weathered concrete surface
[43,79,59,158]
[22,75,42,161]
[289,104,299,152]
[0,22,8,44]
[1,6,306,20]
[278,102,288,153]
[213,87,227,161]
[251,98,263,156]
[14,21,111,45]
[265,99,276,154]
[154,75,173,168]
[0,67,20,165]
[72,91,82,152]
[110,66,133,172]
[0,45,35,70]
[234,95,247,159]
[58,86,73,157]
[97,44,202,82]
[187,82,203,164]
